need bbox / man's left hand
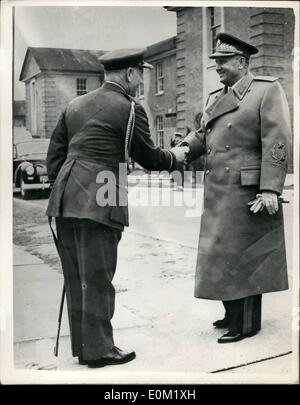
[261,191,279,215]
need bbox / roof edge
[164,6,187,12]
[19,47,33,82]
[19,46,106,81]
[145,36,176,59]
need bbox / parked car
[13,138,50,199]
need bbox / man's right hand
[170,146,190,164]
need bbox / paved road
[14,184,293,252]
[11,187,296,380]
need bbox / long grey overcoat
[185,72,291,301]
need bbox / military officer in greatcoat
[46,48,188,367]
[180,33,292,343]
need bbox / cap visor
[141,62,153,69]
[209,52,239,59]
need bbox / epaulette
[254,76,278,82]
[208,87,223,95]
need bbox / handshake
[170,145,190,165]
[170,134,190,166]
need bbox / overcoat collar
[232,72,254,100]
[204,72,254,128]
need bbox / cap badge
[216,41,242,54]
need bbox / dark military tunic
[184,72,291,301]
[47,81,175,227]
[46,81,175,360]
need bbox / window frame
[156,115,164,148]
[76,78,87,96]
[209,7,221,54]
[155,63,164,95]
[137,81,145,99]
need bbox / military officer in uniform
[180,33,291,343]
[46,48,188,367]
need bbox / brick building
[141,37,177,149]
[19,47,105,138]
[165,6,295,138]
[19,7,295,168]
[19,41,178,148]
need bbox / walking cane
[48,216,66,357]
[54,284,65,357]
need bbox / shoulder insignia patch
[254,76,278,82]
[271,142,286,163]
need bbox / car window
[16,141,49,156]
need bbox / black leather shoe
[217,331,257,344]
[78,356,88,365]
[213,318,229,329]
[87,346,136,368]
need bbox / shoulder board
[208,87,223,95]
[254,76,278,82]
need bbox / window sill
[155,91,164,96]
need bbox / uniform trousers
[222,294,262,335]
[55,217,122,360]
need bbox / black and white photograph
[0,0,299,385]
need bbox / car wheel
[20,178,31,200]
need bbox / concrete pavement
[8,178,295,383]
[12,187,297,383]
[13,235,294,379]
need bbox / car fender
[14,161,32,186]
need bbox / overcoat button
[207,129,211,134]
[206,169,210,175]
[225,167,230,172]
[207,148,211,154]
[227,123,232,128]
[225,145,230,150]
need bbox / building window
[76,78,87,96]
[155,63,164,94]
[156,115,164,148]
[137,81,144,98]
[209,7,221,54]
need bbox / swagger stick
[54,284,65,357]
[48,216,66,357]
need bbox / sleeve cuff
[168,151,176,170]
[260,163,287,195]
